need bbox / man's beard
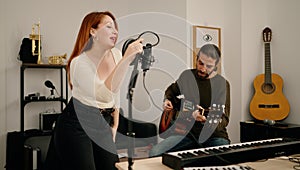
[197,70,209,79]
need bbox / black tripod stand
[126,56,140,169]
[122,31,160,169]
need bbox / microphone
[140,43,153,72]
[45,80,55,89]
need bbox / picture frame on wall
[192,26,221,72]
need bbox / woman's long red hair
[66,11,118,89]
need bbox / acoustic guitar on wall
[249,27,290,121]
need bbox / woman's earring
[93,36,98,41]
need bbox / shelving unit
[5,63,69,170]
[20,63,68,132]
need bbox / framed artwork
[192,26,221,72]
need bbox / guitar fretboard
[264,42,272,84]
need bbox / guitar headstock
[207,104,225,124]
[263,27,272,42]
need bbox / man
[149,44,230,157]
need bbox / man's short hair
[197,44,221,64]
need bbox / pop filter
[121,31,160,56]
[122,38,136,56]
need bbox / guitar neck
[264,42,272,84]
[181,100,225,117]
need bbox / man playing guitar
[149,44,231,157]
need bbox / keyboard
[162,138,300,170]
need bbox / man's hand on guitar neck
[192,105,207,123]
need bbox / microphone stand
[47,88,55,99]
[126,56,140,170]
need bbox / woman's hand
[123,38,144,62]
[111,127,117,143]
[111,108,119,143]
[104,38,144,93]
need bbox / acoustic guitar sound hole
[262,83,275,94]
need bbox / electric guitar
[159,99,225,139]
[249,27,290,121]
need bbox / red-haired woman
[44,11,143,170]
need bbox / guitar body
[250,73,290,120]
[159,109,190,139]
[249,27,290,121]
[159,109,176,135]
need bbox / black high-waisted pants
[44,97,119,170]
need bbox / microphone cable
[142,71,163,112]
[136,31,160,47]
[141,68,177,113]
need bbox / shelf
[23,128,54,137]
[21,63,66,69]
[20,64,68,132]
[23,97,68,105]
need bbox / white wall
[1,0,300,169]
[0,0,7,168]
[241,0,300,124]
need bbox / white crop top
[70,48,122,108]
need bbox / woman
[44,11,143,170]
